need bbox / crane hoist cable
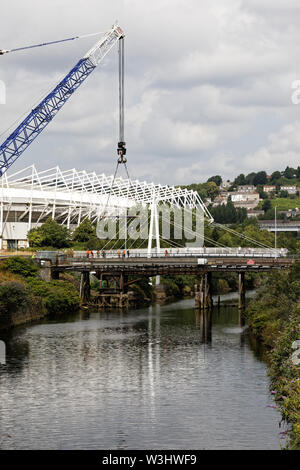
[0,31,105,55]
[101,34,133,219]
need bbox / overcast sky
[1,0,300,185]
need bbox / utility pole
[275,205,277,259]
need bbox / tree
[245,172,256,184]
[202,181,219,200]
[28,218,71,248]
[234,173,246,186]
[209,200,247,224]
[27,229,44,247]
[253,171,267,186]
[283,166,296,179]
[271,171,281,182]
[73,218,96,242]
[259,191,268,199]
[262,199,272,213]
[207,175,222,186]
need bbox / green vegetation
[209,199,247,224]
[246,262,300,449]
[233,166,300,188]
[28,217,72,248]
[268,197,300,211]
[27,278,79,315]
[130,278,154,305]
[0,281,28,314]
[207,175,222,186]
[180,181,220,201]
[2,256,39,278]
[0,256,80,318]
[72,218,97,243]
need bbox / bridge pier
[204,272,213,309]
[238,272,246,310]
[80,271,90,303]
[195,273,213,310]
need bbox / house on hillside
[237,185,255,193]
[280,185,297,194]
[212,192,228,206]
[247,210,265,218]
[263,185,276,193]
[230,191,260,210]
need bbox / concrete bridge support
[238,272,246,311]
[40,261,59,282]
[80,271,90,303]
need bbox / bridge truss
[0,164,211,249]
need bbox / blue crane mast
[0,24,125,176]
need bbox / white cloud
[242,121,300,172]
[1,0,300,184]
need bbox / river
[0,293,281,450]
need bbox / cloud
[242,121,300,172]
[1,0,300,184]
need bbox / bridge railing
[36,247,288,264]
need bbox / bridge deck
[52,256,293,275]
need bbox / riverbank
[246,261,300,449]
[0,256,80,330]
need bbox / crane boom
[0,24,124,176]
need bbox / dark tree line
[208,200,247,224]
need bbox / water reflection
[195,310,212,343]
[0,296,280,450]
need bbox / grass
[270,197,300,211]
[257,197,300,211]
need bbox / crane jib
[0,57,96,175]
[0,24,123,176]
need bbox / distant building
[280,185,297,195]
[230,192,260,210]
[263,185,276,193]
[247,210,265,218]
[280,209,300,218]
[237,185,255,193]
[204,198,212,207]
[212,193,228,207]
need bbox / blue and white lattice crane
[0,23,125,176]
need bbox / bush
[26,278,80,315]
[1,256,39,278]
[0,281,28,314]
[216,278,230,294]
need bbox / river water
[0,294,281,450]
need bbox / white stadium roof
[1,165,212,224]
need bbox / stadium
[0,164,209,250]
